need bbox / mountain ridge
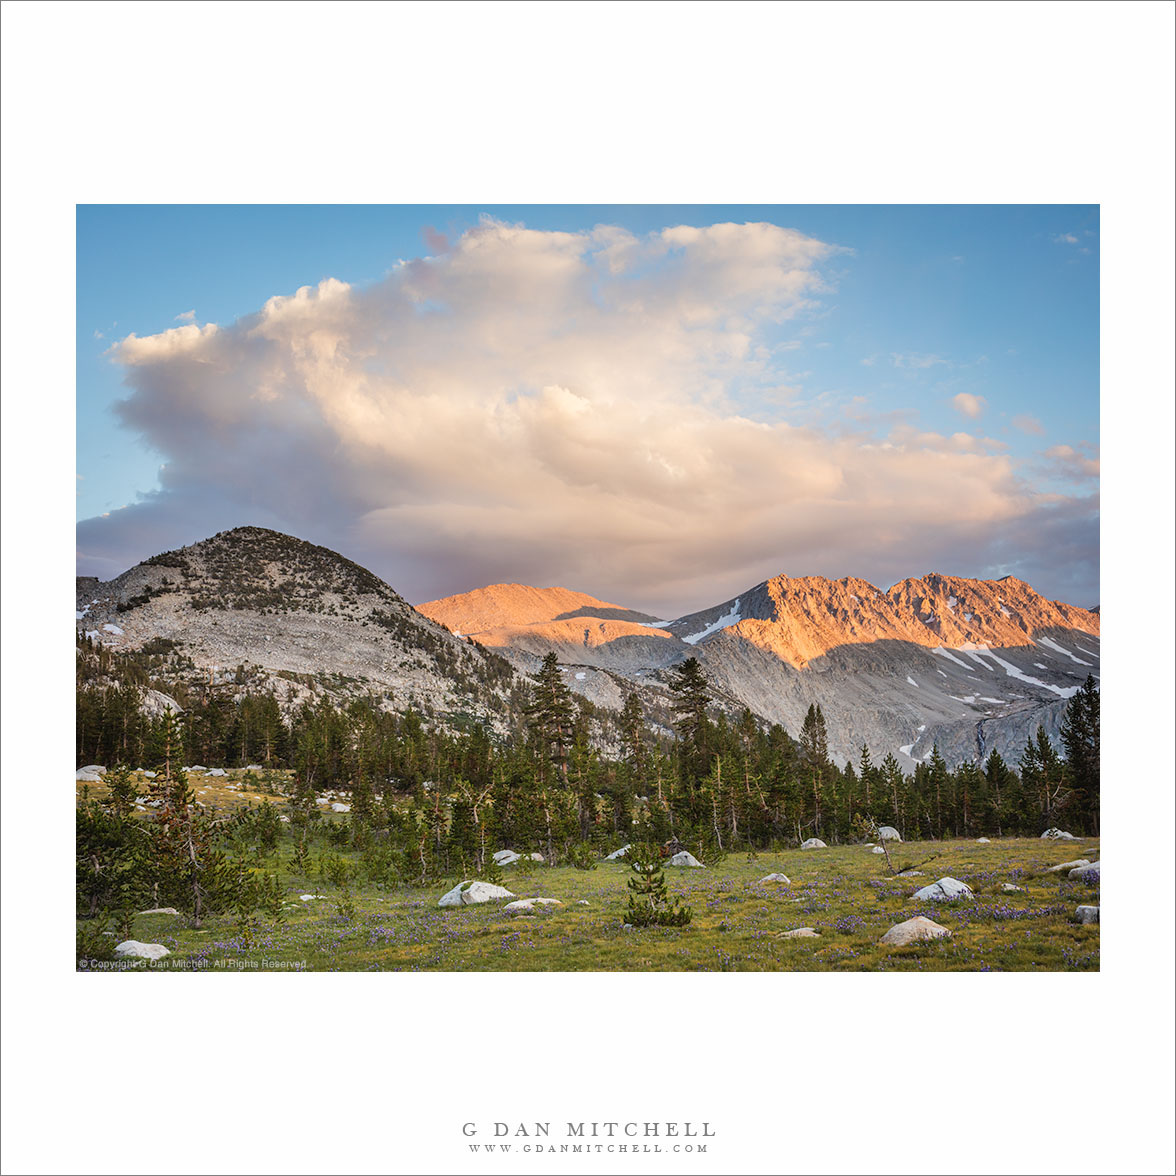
[77,525,1100,770]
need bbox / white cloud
[79,219,1098,614]
[113,322,219,365]
[1053,233,1079,244]
[1044,443,1100,479]
[1012,413,1045,435]
[174,309,196,322]
[952,392,986,419]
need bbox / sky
[76,205,1100,616]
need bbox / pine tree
[799,704,830,835]
[983,750,1015,837]
[669,657,713,790]
[625,843,692,927]
[927,746,949,838]
[104,763,137,818]
[879,752,905,833]
[526,652,575,784]
[1021,726,1069,831]
[620,690,647,776]
[1060,674,1100,833]
[858,745,878,816]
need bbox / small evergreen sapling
[625,843,692,928]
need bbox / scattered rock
[759,873,791,884]
[331,802,351,813]
[141,770,157,779]
[878,826,902,841]
[910,877,974,902]
[577,900,589,905]
[1040,828,1078,840]
[666,851,705,868]
[781,927,820,938]
[605,845,631,860]
[879,916,952,947]
[976,837,991,843]
[800,838,827,850]
[503,898,563,912]
[205,768,227,777]
[1069,861,1100,883]
[279,815,290,823]
[114,940,170,961]
[315,797,330,806]
[863,843,875,848]
[492,850,520,865]
[189,765,208,772]
[1074,905,1099,924]
[528,853,544,862]
[438,880,516,907]
[871,846,886,854]
[299,894,326,901]
[897,869,924,878]
[1001,883,1025,893]
[75,768,104,782]
[1044,858,1090,874]
[138,907,180,916]
[246,764,264,771]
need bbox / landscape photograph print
[75,204,1102,972]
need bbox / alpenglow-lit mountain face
[77,527,1099,771]
[419,571,1100,770]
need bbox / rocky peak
[418,583,662,637]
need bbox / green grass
[84,834,1100,972]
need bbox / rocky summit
[78,527,1099,769]
[75,527,517,729]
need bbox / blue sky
[76,205,1100,611]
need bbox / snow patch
[982,650,1080,698]
[999,606,1011,617]
[906,676,918,688]
[979,697,1005,704]
[102,623,124,635]
[931,646,971,670]
[682,598,741,645]
[1037,635,1092,666]
[946,596,958,611]
[574,672,587,680]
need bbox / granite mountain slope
[76,527,517,728]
